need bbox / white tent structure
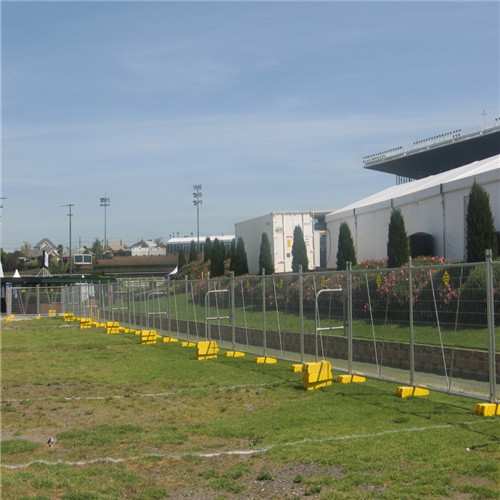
[326,154,499,266]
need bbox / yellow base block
[197,341,219,360]
[396,386,430,398]
[302,361,333,390]
[225,351,245,357]
[336,374,366,384]
[291,364,303,373]
[163,337,179,343]
[181,341,196,347]
[255,356,277,364]
[474,403,500,417]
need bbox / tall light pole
[61,204,74,276]
[192,184,202,253]
[100,195,110,255]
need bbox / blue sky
[2,1,498,252]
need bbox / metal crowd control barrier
[204,289,230,341]
[315,288,343,362]
[57,252,498,405]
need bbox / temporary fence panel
[61,256,498,402]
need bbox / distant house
[105,241,129,257]
[130,240,166,257]
[31,238,60,261]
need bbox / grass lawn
[1,318,499,499]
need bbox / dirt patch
[139,454,344,499]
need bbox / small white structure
[325,155,500,265]
[130,240,166,257]
[235,211,330,274]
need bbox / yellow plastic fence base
[64,313,75,322]
[302,361,333,390]
[225,351,245,357]
[255,356,277,364]
[106,322,121,334]
[396,386,430,398]
[79,318,92,329]
[197,341,219,360]
[140,330,159,345]
[162,337,179,343]
[474,403,500,417]
[291,364,303,373]
[336,374,366,384]
[181,341,196,347]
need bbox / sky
[1,1,499,253]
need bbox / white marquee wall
[326,155,499,266]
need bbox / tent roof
[327,154,499,218]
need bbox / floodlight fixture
[193,184,202,253]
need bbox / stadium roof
[363,121,500,180]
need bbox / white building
[235,211,330,274]
[325,154,500,266]
[166,235,235,256]
[130,240,166,257]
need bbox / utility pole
[61,204,74,276]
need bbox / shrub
[291,225,308,272]
[466,181,498,262]
[259,232,274,275]
[336,222,356,270]
[387,209,409,268]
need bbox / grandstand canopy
[364,123,500,180]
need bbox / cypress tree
[229,239,237,274]
[235,237,249,276]
[336,222,356,270]
[177,248,187,269]
[291,225,308,273]
[387,208,409,268]
[189,240,199,262]
[203,237,212,263]
[258,232,274,275]
[466,181,498,262]
[210,238,226,277]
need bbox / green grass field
[1,318,499,499]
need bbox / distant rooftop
[363,119,500,181]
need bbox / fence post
[185,276,190,341]
[36,285,40,316]
[167,277,171,336]
[485,249,497,403]
[347,261,353,375]
[408,257,415,386]
[61,286,67,315]
[299,265,304,363]
[231,272,236,351]
[262,269,267,357]
[127,279,131,327]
